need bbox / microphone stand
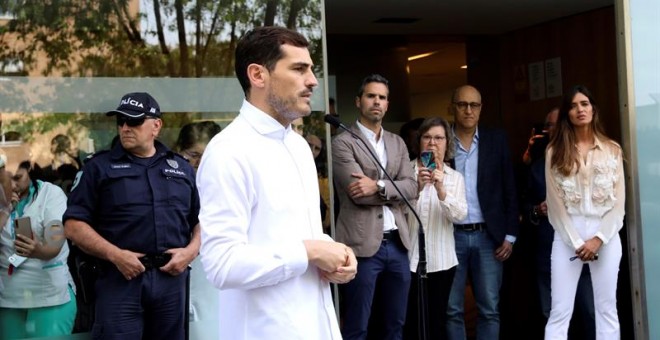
[325,115,430,340]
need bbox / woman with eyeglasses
[544,85,624,340]
[175,121,222,171]
[0,161,77,339]
[174,121,221,339]
[403,117,467,340]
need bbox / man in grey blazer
[332,74,417,340]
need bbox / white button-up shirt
[196,100,340,339]
[408,161,467,273]
[356,120,397,232]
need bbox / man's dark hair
[175,121,222,152]
[356,74,389,98]
[234,26,309,97]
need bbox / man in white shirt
[196,26,357,340]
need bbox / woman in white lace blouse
[404,117,467,340]
[544,85,625,340]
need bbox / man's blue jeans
[341,236,411,340]
[446,229,502,340]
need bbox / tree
[0,0,322,78]
[0,0,324,160]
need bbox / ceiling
[324,0,615,122]
[325,0,613,35]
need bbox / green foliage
[0,0,325,147]
[0,0,323,78]
[3,113,85,143]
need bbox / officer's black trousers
[91,267,188,340]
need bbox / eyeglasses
[421,135,446,143]
[453,101,482,111]
[116,116,155,127]
[181,150,203,162]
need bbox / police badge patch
[167,159,179,169]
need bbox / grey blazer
[332,125,417,257]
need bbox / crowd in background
[0,25,625,340]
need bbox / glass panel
[0,0,326,338]
[630,0,660,337]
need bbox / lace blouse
[545,138,625,250]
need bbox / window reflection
[0,0,325,338]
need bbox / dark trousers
[404,267,457,340]
[92,267,188,340]
[341,236,411,340]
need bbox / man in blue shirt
[446,85,519,340]
[64,92,201,340]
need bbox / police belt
[139,253,172,270]
[98,253,172,272]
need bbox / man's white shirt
[196,100,340,339]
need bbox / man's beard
[267,89,310,123]
[364,108,383,123]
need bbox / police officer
[63,92,200,340]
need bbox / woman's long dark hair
[548,85,611,176]
[17,161,43,204]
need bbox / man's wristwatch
[377,180,386,195]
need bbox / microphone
[324,114,427,272]
[325,114,430,339]
[323,114,349,131]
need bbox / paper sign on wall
[545,58,562,98]
[528,61,545,101]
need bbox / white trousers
[544,215,622,340]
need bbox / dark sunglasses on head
[116,116,154,127]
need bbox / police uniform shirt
[63,141,200,254]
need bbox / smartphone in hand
[15,216,33,239]
[420,151,437,170]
